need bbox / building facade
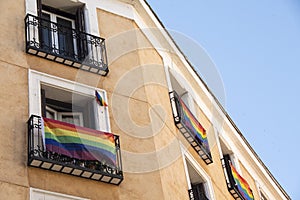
[0,0,290,199]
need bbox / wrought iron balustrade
[25,14,108,76]
[169,91,213,164]
[27,115,123,185]
[221,155,254,200]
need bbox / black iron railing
[221,155,254,200]
[27,115,123,185]
[25,14,109,76]
[188,189,209,200]
[169,91,213,164]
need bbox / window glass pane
[59,113,83,126]
[41,84,96,129]
[40,13,52,50]
[46,110,55,119]
[57,17,74,56]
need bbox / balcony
[221,155,254,200]
[25,14,109,76]
[169,91,213,164]
[27,115,123,185]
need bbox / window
[260,191,268,200]
[25,0,109,75]
[40,11,76,58]
[220,138,254,200]
[182,148,215,200]
[38,0,86,59]
[220,138,239,170]
[169,69,212,164]
[29,70,110,132]
[187,160,210,200]
[41,84,95,128]
[30,188,89,200]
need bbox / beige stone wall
[0,0,30,198]
[97,9,189,200]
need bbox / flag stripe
[45,118,114,140]
[44,126,115,150]
[179,99,210,152]
[45,131,116,154]
[230,163,254,200]
[43,117,116,166]
[46,140,116,164]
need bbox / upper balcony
[27,115,123,185]
[221,155,254,200]
[169,91,213,165]
[25,14,109,76]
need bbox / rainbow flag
[95,90,108,106]
[43,117,116,166]
[230,163,254,200]
[179,99,210,153]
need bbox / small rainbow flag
[43,117,116,166]
[230,163,254,200]
[179,99,210,153]
[95,90,108,107]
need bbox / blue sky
[147,0,300,199]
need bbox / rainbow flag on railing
[230,163,254,200]
[179,99,210,153]
[43,117,116,166]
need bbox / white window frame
[30,188,89,200]
[29,70,110,132]
[45,105,58,120]
[219,136,243,175]
[180,143,215,200]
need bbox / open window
[41,84,96,129]
[29,70,110,132]
[169,70,213,164]
[220,138,254,200]
[260,190,268,200]
[186,160,210,200]
[37,0,86,60]
[261,193,268,200]
[28,71,123,185]
[220,138,237,167]
[182,149,215,200]
[25,0,109,75]
[169,70,196,114]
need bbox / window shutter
[36,0,42,17]
[41,89,46,117]
[75,5,88,61]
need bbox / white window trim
[180,143,215,200]
[30,187,89,200]
[45,105,58,119]
[28,70,110,132]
